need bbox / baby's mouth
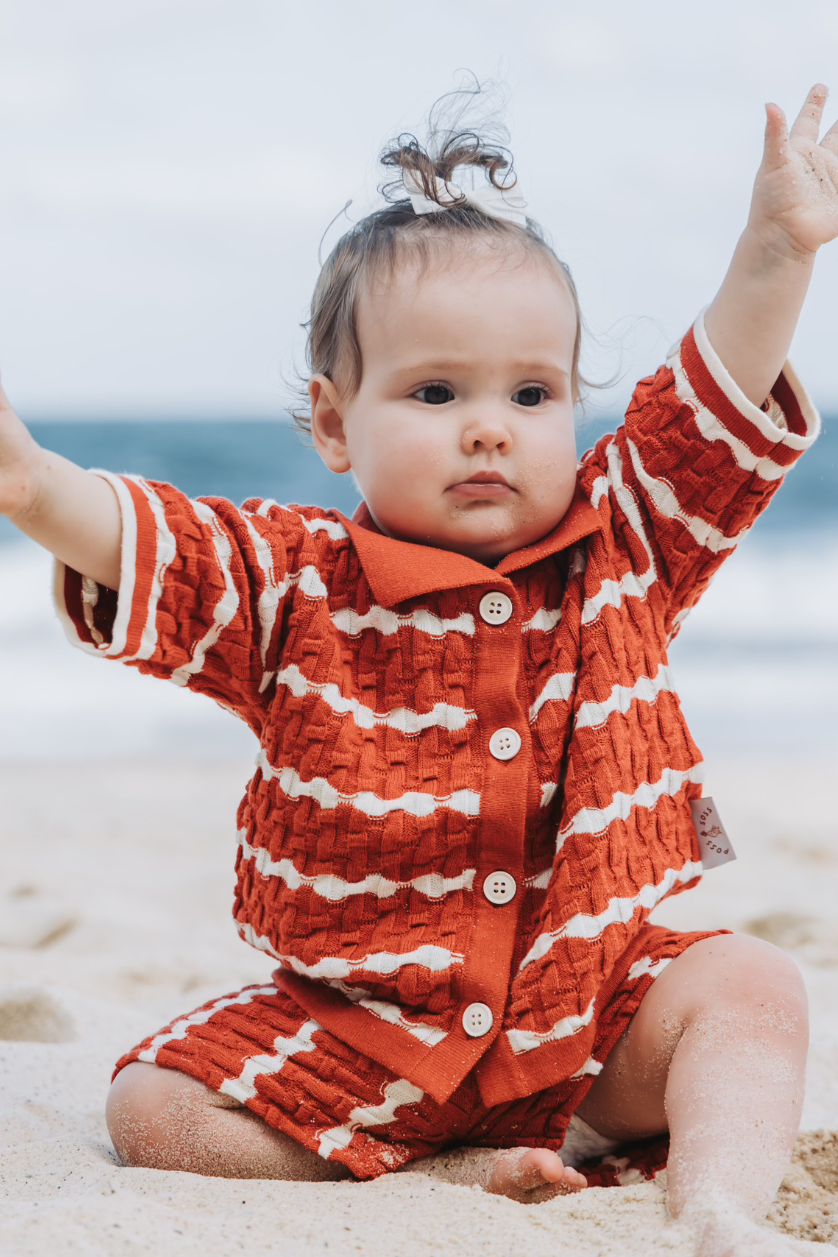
[448,472,515,499]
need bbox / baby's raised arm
[0,384,121,589]
[705,84,838,404]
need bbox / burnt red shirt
[57,317,818,1105]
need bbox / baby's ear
[309,375,351,474]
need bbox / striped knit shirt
[55,313,819,1106]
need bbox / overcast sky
[1,0,837,419]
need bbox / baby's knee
[106,1061,211,1169]
[685,934,808,1035]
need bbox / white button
[479,591,513,625]
[489,727,521,761]
[462,1002,494,1038]
[483,870,517,905]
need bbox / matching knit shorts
[114,925,718,1186]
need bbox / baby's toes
[486,1147,587,1203]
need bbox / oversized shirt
[56,315,819,1107]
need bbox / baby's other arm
[704,84,838,407]
[0,381,121,589]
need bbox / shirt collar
[340,481,601,608]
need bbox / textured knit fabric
[113,923,706,1181]
[56,313,819,1112]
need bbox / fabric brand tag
[689,797,737,870]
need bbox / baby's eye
[512,386,548,407]
[414,384,454,405]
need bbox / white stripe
[684,311,820,457]
[575,665,675,731]
[240,510,284,672]
[254,499,349,540]
[317,1078,424,1159]
[170,500,241,687]
[136,985,276,1063]
[582,442,657,626]
[559,762,704,840]
[506,996,596,1055]
[571,1055,603,1079]
[540,782,558,808]
[275,943,463,981]
[529,671,576,723]
[257,752,481,819]
[93,469,140,658]
[519,860,703,972]
[278,565,328,600]
[332,605,475,638]
[589,473,610,510]
[257,567,330,692]
[522,607,562,632]
[671,365,788,481]
[627,955,673,982]
[273,662,474,733]
[236,921,282,959]
[218,1019,321,1103]
[124,477,179,663]
[626,436,743,554]
[327,981,447,1046]
[54,473,178,662]
[238,831,475,902]
[525,867,553,891]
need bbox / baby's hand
[749,84,838,261]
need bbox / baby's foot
[685,1208,825,1257]
[485,1147,588,1204]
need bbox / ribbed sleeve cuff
[53,471,172,660]
[668,309,820,481]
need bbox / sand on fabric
[2,757,838,1256]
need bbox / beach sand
[2,755,838,1256]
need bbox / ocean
[1,416,836,762]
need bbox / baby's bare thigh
[575,934,803,1141]
[106,1061,349,1180]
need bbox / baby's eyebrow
[387,360,570,382]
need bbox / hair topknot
[292,78,592,432]
[379,77,518,206]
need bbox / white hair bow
[402,170,527,227]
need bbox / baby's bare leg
[106,1061,350,1180]
[575,934,808,1252]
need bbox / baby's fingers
[818,114,838,157]
[789,83,829,143]
[762,102,789,170]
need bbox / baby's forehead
[355,244,578,359]
[364,235,567,299]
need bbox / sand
[2,755,838,1256]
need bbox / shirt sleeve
[578,309,820,637]
[53,472,328,731]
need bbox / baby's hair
[292,83,590,432]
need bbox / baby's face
[311,247,579,564]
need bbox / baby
[1,84,835,1255]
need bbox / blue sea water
[0,415,836,760]
[0,414,835,540]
